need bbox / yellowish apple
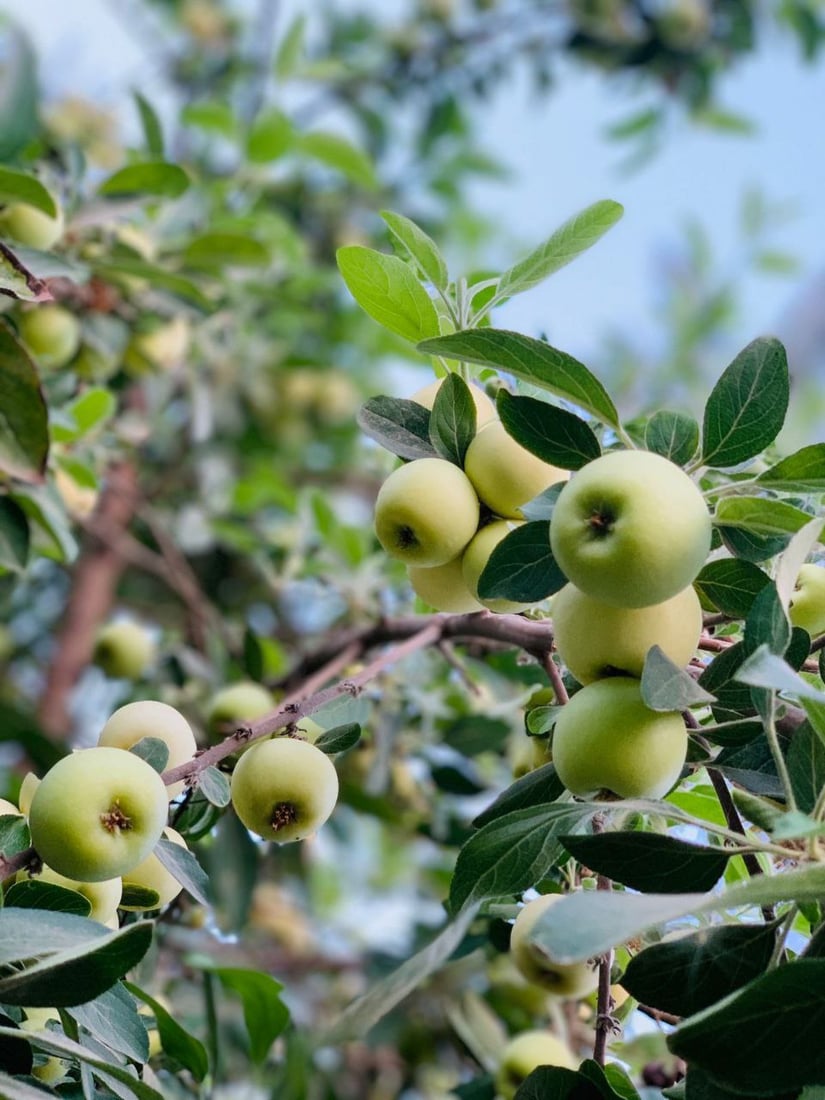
[97,700,198,800]
[18,864,122,923]
[18,305,81,369]
[207,681,275,733]
[408,555,485,613]
[789,564,825,638]
[0,199,63,250]
[495,1030,578,1098]
[20,1008,68,1083]
[551,582,703,683]
[464,420,569,519]
[93,620,156,680]
[120,826,187,911]
[510,893,598,997]
[462,520,532,613]
[411,376,497,426]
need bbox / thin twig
[591,814,615,1066]
[543,651,569,705]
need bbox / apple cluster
[374,377,569,613]
[546,449,712,800]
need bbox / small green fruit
[18,305,81,369]
[0,199,63,250]
[789,564,825,638]
[374,457,480,567]
[231,737,339,843]
[29,747,169,882]
[121,826,187,911]
[98,700,198,800]
[408,555,484,613]
[552,677,687,800]
[510,893,598,997]
[495,1030,578,1098]
[464,420,568,519]
[462,520,531,613]
[94,620,156,680]
[208,681,275,733]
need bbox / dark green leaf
[3,881,91,916]
[513,1066,602,1100]
[622,921,777,1018]
[788,721,825,814]
[497,391,601,471]
[694,559,771,618]
[730,788,784,833]
[0,22,38,160]
[314,722,361,755]
[119,883,161,909]
[133,91,164,158]
[429,373,476,465]
[195,965,288,1064]
[644,411,700,466]
[381,210,448,290]
[0,322,48,482]
[714,497,813,537]
[0,813,30,857]
[478,520,566,603]
[125,983,208,1081]
[519,482,566,521]
[473,764,566,827]
[757,444,825,492]
[0,169,56,217]
[70,983,149,1063]
[699,718,764,746]
[419,330,619,429]
[198,765,231,807]
[183,233,269,269]
[641,646,716,711]
[128,737,169,774]
[356,396,437,460]
[0,496,29,572]
[744,582,791,656]
[337,246,440,343]
[98,162,190,199]
[561,832,729,894]
[496,200,623,302]
[668,959,825,1096]
[701,338,789,468]
[719,525,791,564]
[449,802,596,913]
[152,837,209,906]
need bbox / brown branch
[543,651,569,705]
[591,814,615,1067]
[636,1004,681,1027]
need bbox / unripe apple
[495,1030,578,1098]
[21,1008,68,1083]
[411,377,497,427]
[374,457,480,567]
[462,520,532,613]
[93,620,156,680]
[0,199,64,250]
[29,747,169,882]
[120,826,187,911]
[124,317,191,374]
[552,677,687,800]
[207,681,275,734]
[98,700,198,800]
[17,772,40,817]
[408,555,484,613]
[551,582,703,684]
[464,420,569,519]
[550,450,711,608]
[18,864,122,924]
[789,564,825,638]
[510,894,598,997]
[18,305,82,369]
[230,736,339,843]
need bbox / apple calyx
[100,802,133,834]
[587,507,614,535]
[395,525,419,552]
[271,802,299,832]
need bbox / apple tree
[1,4,825,1100]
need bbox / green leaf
[125,983,209,1081]
[561,833,730,894]
[449,802,597,913]
[714,496,813,537]
[668,959,825,1096]
[0,908,110,964]
[12,483,78,563]
[701,338,789,468]
[356,396,437,460]
[338,246,440,344]
[640,646,716,711]
[194,965,288,1064]
[513,1066,602,1100]
[247,109,293,162]
[743,582,791,657]
[735,646,823,700]
[694,559,771,618]
[525,863,825,964]
[0,242,51,301]
[129,737,170,774]
[51,387,116,443]
[152,837,209,906]
[3,881,91,916]
[621,921,777,1018]
[274,14,306,78]
[133,90,164,158]
[719,525,790,564]
[0,21,39,160]
[418,330,620,430]
[93,258,213,312]
[98,161,190,199]
[181,100,236,136]
[756,444,825,492]
[183,233,269,269]
[198,765,231,807]
[788,721,825,813]
[0,813,30,857]
[644,410,700,466]
[429,373,476,465]
[69,983,149,1064]
[314,722,362,755]
[519,483,566,522]
[381,211,448,291]
[477,520,567,603]
[497,391,601,471]
[0,921,153,1006]
[495,200,623,302]
[0,322,49,482]
[0,496,29,572]
[0,169,56,217]
[300,132,377,190]
[473,763,566,827]
[0,1071,50,1099]
[119,883,161,909]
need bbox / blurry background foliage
[0,0,823,1097]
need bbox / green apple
[97,700,198,800]
[374,457,480,567]
[552,582,703,684]
[120,826,187,911]
[464,420,569,519]
[462,520,532,613]
[230,737,339,843]
[408,555,484,613]
[495,1030,578,1098]
[552,677,687,800]
[17,772,40,817]
[18,305,82,369]
[18,864,122,923]
[28,746,169,882]
[0,199,64,250]
[93,620,156,680]
[549,450,711,608]
[411,376,497,426]
[789,564,825,638]
[208,681,276,733]
[510,893,598,997]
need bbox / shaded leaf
[694,559,771,618]
[0,496,29,572]
[478,520,566,603]
[183,233,269,269]
[561,832,730,894]
[152,837,209,906]
[497,391,601,471]
[3,881,91,916]
[338,247,440,343]
[787,721,825,813]
[133,91,164,158]
[314,722,361,755]
[198,765,231,807]
[757,444,825,492]
[641,646,715,711]
[126,983,208,1081]
[429,373,476,465]
[69,983,149,1064]
[0,169,56,217]
[98,162,190,199]
[473,764,566,828]
[0,242,52,301]
[356,396,437,460]
[0,322,48,482]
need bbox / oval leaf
[644,410,700,466]
[478,520,567,603]
[126,983,209,1081]
[381,210,448,290]
[337,246,440,344]
[714,497,813,537]
[429,372,476,465]
[640,646,716,711]
[0,322,49,482]
[756,443,825,492]
[497,391,601,471]
[356,396,437,460]
[98,161,190,199]
[314,722,362,755]
[152,836,210,906]
[561,832,730,894]
[694,559,771,618]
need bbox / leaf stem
[763,695,798,814]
